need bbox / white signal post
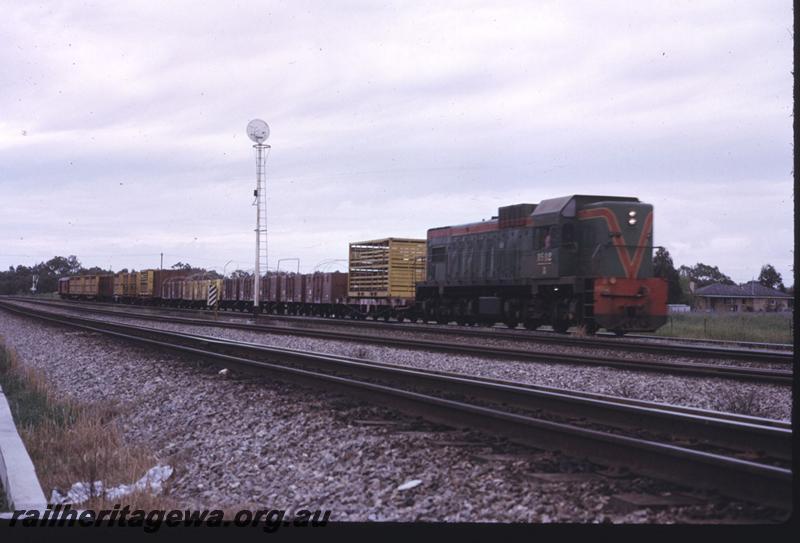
[246,119,270,313]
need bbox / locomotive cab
[527,196,580,280]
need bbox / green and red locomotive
[415,194,668,334]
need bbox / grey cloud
[0,1,793,284]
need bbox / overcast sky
[0,1,793,284]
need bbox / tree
[171,262,193,270]
[81,266,112,274]
[757,264,784,291]
[678,262,735,288]
[43,255,81,276]
[652,248,683,304]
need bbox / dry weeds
[0,338,181,510]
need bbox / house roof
[695,281,792,299]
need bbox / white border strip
[0,384,47,512]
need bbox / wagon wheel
[583,320,599,335]
[552,320,570,334]
[524,319,540,331]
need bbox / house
[693,281,793,312]
[667,304,691,313]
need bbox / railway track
[8,296,792,364]
[0,299,791,509]
[3,298,792,384]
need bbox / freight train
[57,194,668,334]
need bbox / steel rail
[265,313,795,363]
[0,300,792,508]
[8,296,792,363]
[6,298,792,384]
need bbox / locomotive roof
[428,194,641,233]
[532,194,640,223]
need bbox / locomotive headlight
[628,218,637,226]
[628,210,637,217]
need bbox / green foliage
[677,262,735,288]
[0,346,79,430]
[0,255,222,294]
[757,264,784,291]
[652,247,683,303]
[0,255,99,294]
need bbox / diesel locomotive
[57,194,667,334]
[415,194,667,334]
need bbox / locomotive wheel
[504,320,519,330]
[613,329,626,337]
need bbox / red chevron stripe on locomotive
[576,208,653,279]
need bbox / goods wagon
[136,269,191,304]
[58,277,70,297]
[216,271,348,315]
[416,195,667,334]
[161,277,186,307]
[218,275,256,311]
[177,278,223,309]
[221,276,239,310]
[113,272,139,303]
[65,274,113,301]
[347,238,426,319]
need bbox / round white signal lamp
[247,119,270,143]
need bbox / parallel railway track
[3,298,793,384]
[7,296,792,364]
[0,299,791,509]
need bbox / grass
[0,338,180,510]
[652,312,794,344]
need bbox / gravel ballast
[0,309,789,522]
[8,302,791,421]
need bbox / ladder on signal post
[253,143,270,300]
